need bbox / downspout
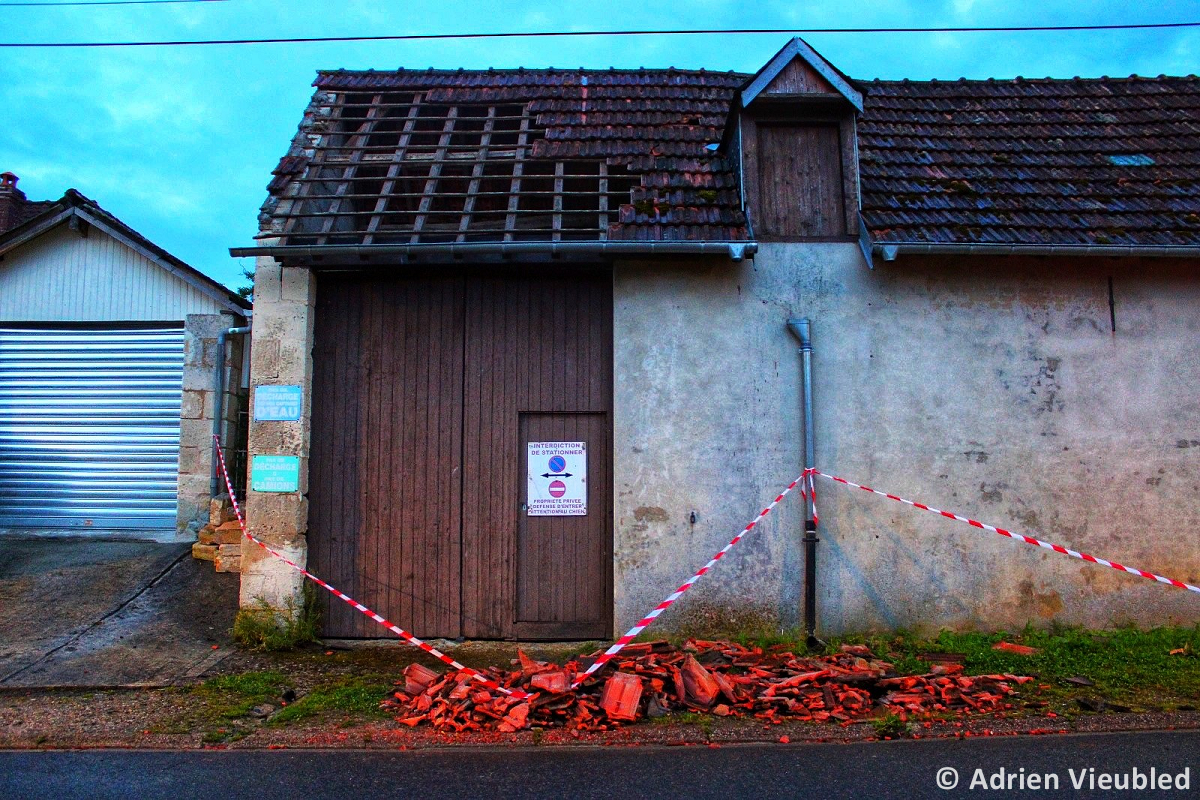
[212,325,251,498]
[786,318,821,648]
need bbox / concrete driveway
[0,537,238,687]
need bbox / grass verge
[269,675,393,726]
[802,624,1200,713]
[155,670,291,743]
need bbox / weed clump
[233,585,320,651]
[871,712,908,739]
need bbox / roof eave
[230,240,758,264]
[875,241,1200,260]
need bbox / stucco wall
[613,244,1200,636]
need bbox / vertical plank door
[308,267,611,640]
[756,123,846,237]
[461,269,613,639]
[307,273,465,639]
[515,412,611,639]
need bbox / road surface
[3,729,1196,798]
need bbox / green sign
[251,455,300,493]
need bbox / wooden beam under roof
[318,94,386,244]
[503,112,531,242]
[409,106,458,243]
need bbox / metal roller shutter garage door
[0,326,184,531]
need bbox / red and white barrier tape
[813,469,1200,595]
[808,471,819,526]
[570,473,810,688]
[212,437,525,698]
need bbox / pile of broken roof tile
[381,640,1031,733]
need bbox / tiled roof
[858,76,1200,247]
[262,69,750,245]
[260,68,1200,250]
[0,199,55,235]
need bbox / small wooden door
[757,123,846,237]
[515,412,611,640]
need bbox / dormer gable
[741,37,864,111]
[733,38,863,241]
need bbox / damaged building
[231,38,1200,640]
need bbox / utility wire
[0,20,1198,47]
[0,0,226,6]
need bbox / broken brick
[502,702,530,729]
[403,663,439,695]
[680,654,721,708]
[381,639,1029,733]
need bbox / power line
[0,20,1198,47]
[0,0,226,6]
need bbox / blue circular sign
[548,455,566,473]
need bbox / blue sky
[2,1,1198,290]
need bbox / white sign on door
[527,441,587,516]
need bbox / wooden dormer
[734,38,863,241]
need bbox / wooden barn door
[308,274,465,639]
[460,272,612,639]
[308,268,612,640]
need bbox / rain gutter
[875,242,1200,261]
[229,240,758,263]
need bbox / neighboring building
[0,174,250,540]
[234,39,1200,638]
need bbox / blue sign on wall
[251,455,300,493]
[254,385,302,421]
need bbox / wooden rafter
[503,112,531,242]
[598,161,609,239]
[363,93,423,244]
[317,94,386,244]
[552,162,564,241]
[281,96,639,243]
[281,93,349,238]
[456,106,496,242]
[409,107,458,242]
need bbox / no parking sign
[527,442,586,516]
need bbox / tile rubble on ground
[382,640,1032,733]
[190,495,243,573]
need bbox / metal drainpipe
[212,325,251,498]
[786,318,822,649]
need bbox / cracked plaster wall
[613,244,1200,635]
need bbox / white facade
[0,223,229,321]
[0,209,247,541]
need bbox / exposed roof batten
[257,68,751,252]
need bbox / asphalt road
[2,730,1197,799]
